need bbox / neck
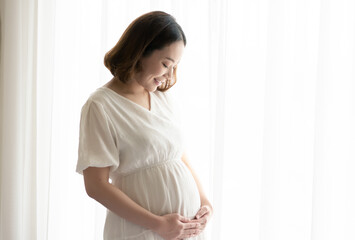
[111,77,146,95]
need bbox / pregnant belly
[104,160,202,239]
[117,159,201,218]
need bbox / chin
[147,86,157,93]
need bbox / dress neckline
[100,86,153,112]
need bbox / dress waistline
[116,157,182,177]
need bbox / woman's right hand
[154,213,201,240]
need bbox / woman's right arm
[83,166,201,240]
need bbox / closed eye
[163,63,178,70]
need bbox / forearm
[89,182,161,231]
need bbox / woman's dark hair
[104,11,186,91]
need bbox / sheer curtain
[0,0,55,239]
[1,0,355,240]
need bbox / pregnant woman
[76,11,212,240]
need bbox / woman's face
[135,40,185,92]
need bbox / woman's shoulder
[80,87,114,113]
[83,86,120,107]
[87,87,109,102]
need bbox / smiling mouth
[154,78,165,86]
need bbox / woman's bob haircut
[104,11,186,91]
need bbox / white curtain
[0,0,55,239]
[1,0,355,240]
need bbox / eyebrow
[165,57,175,63]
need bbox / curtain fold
[0,0,38,239]
[36,0,56,239]
[0,0,55,239]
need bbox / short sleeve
[76,99,119,174]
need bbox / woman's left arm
[181,152,213,228]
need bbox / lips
[154,78,165,86]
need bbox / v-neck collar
[101,87,153,112]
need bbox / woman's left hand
[193,205,213,232]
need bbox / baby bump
[118,160,201,218]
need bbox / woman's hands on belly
[153,213,201,240]
[155,204,212,239]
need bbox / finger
[188,216,207,226]
[193,216,209,231]
[196,219,207,227]
[186,218,200,224]
[196,206,209,219]
[182,222,200,230]
[178,215,191,223]
[199,214,209,223]
[179,228,201,238]
[195,210,204,220]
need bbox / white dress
[76,87,204,240]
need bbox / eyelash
[163,63,177,70]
